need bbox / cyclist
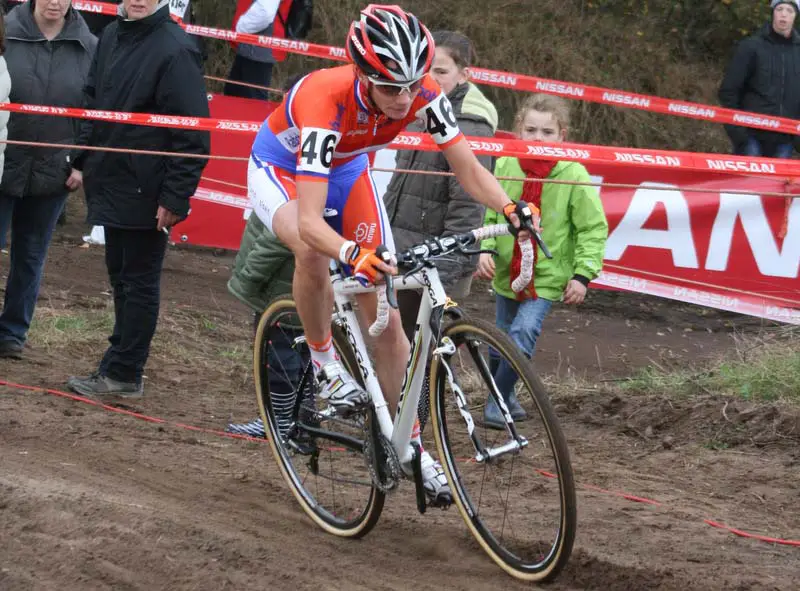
[247,3,539,503]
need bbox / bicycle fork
[433,337,529,463]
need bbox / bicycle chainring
[362,413,402,493]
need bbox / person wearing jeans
[740,136,794,159]
[0,0,96,359]
[224,0,280,100]
[476,94,608,428]
[718,1,800,159]
[66,0,210,398]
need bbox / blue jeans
[0,193,68,345]
[492,294,553,399]
[739,136,794,159]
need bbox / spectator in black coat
[67,0,210,398]
[718,0,800,158]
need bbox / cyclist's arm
[442,137,511,214]
[295,179,394,280]
[293,124,348,260]
[416,90,512,215]
[296,179,349,260]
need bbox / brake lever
[402,261,426,281]
[459,246,498,257]
[376,245,398,309]
[524,220,553,259]
[533,229,552,259]
[384,273,398,309]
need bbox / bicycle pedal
[428,494,453,510]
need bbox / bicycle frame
[329,265,447,466]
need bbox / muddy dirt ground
[1,202,798,590]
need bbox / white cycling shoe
[420,451,452,506]
[316,360,369,412]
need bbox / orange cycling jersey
[250,65,464,181]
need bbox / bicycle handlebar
[367,223,551,337]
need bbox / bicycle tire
[255,295,385,538]
[429,317,576,581]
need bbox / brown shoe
[67,374,143,399]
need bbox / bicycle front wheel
[429,317,576,581]
[255,295,384,538]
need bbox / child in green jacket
[475,94,608,428]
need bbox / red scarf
[510,159,557,301]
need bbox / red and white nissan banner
[181,95,799,325]
[4,101,800,178]
[57,0,800,137]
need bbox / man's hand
[502,201,542,239]
[65,169,83,192]
[346,243,397,286]
[562,279,587,306]
[475,253,496,280]
[156,206,181,232]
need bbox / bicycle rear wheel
[255,295,384,538]
[429,317,576,581]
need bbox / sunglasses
[369,78,424,97]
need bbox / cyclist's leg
[249,157,339,359]
[341,168,409,414]
[342,168,449,502]
[248,157,366,409]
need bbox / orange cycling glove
[502,201,540,235]
[341,242,386,286]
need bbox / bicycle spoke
[255,297,384,538]
[431,317,576,581]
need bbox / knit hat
[771,0,800,12]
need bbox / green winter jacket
[227,213,294,312]
[481,157,608,302]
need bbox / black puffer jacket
[73,4,210,229]
[383,82,498,287]
[718,23,800,150]
[1,5,96,199]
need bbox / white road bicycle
[253,224,576,582]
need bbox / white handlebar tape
[369,287,391,337]
[510,238,534,293]
[471,224,534,293]
[471,223,511,241]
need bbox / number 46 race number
[299,128,341,175]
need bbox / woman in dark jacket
[0,0,96,358]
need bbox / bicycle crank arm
[475,436,529,463]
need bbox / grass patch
[29,305,115,349]
[28,301,252,378]
[621,330,800,403]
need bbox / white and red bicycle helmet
[346,4,435,84]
